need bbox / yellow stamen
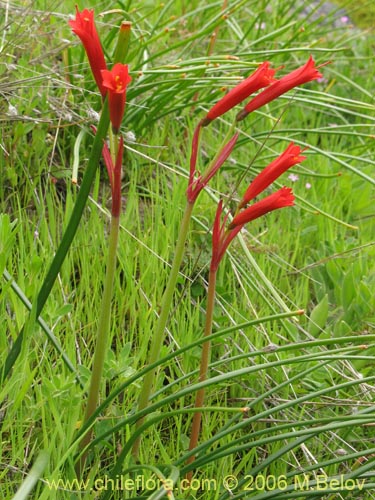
[114,75,123,91]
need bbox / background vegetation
[1,0,374,498]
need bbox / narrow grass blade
[2,269,83,388]
[12,451,49,500]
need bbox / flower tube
[237,56,323,121]
[69,7,108,97]
[201,62,277,126]
[239,143,306,208]
[101,63,132,133]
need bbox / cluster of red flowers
[69,7,131,134]
[210,142,305,271]
[187,57,325,270]
[69,7,132,216]
[202,56,323,125]
[70,6,326,256]
[187,56,323,204]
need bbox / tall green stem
[1,20,132,383]
[131,122,236,460]
[186,268,217,479]
[132,200,194,459]
[76,210,120,475]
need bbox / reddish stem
[186,268,217,480]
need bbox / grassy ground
[1,0,375,499]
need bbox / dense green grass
[1,0,375,499]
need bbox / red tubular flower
[101,64,132,134]
[230,187,294,228]
[69,7,108,97]
[101,137,124,217]
[239,143,307,208]
[236,56,323,121]
[210,187,294,271]
[201,62,277,127]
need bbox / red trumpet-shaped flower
[230,187,294,228]
[201,62,277,126]
[101,136,124,217]
[237,56,324,121]
[211,187,294,271]
[101,64,132,134]
[69,7,108,98]
[239,143,307,208]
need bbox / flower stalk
[186,267,217,480]
[133,121,240,460]
[132,199,195,459]
[131,58,324,460]
[69,9,132,475]
[185,187,295,476]
[77,209,121,475]
[76,118,127,474]
[186,141,303,475]
[187,121,238,203]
